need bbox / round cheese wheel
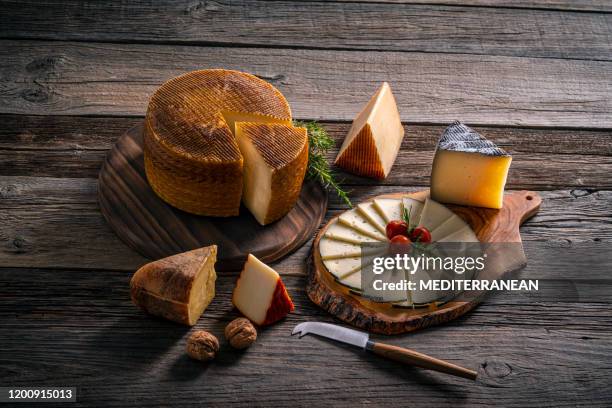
[144,69,292,216]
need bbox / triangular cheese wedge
[130,246,217,326]
[236,122,308,225]
[335,82,404,179]
[232,254,294,325]
[431,121,512,209]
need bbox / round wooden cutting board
[307,190,541,335]
[98,124,327,271]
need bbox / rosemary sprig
[295,120,352,208]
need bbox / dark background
[1,1,611,406]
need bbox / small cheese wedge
[338,209,386,241]
[430,214,469,242]
[325,221,380,245]
[418,198,455,232]
[431,121,512,209]
[130,246,217,326]
[438,225,479,243]
[236,122,308,225]
[373,198,402,224]
[335,82,405,179]
[232,254,294,326]
[401,197,424,229]
[319,238,362,260]
[356,202,387,234]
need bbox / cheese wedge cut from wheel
[430,214,469,242]
[325,220,381,245]
[334,82,405,179]
[356,202,387,234]
[236,122,308,225]
[431,121,512,209]
[418,198,455,232]
[373,198,402,224]
[232,254,294,326]
[401,197,424,229]
[130,246,217,326]
[338,209,387,241]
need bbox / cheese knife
[292,322,477,381]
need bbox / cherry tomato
[390,234,411,244]
[389,234,412,254]
[410,226,432,243]
[386,220,408,240]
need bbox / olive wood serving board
[307,190,541,335]
[98,125,327,271]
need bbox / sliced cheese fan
[335,82,405,179]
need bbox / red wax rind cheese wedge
[232,254,295,325]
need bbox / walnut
[186,330,219,361]
[225,318,257,349]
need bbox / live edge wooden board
[98,125,327,271]
[308,190,542,335]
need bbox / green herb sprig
[295,121,352,208]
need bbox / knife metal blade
[292,322,370,349]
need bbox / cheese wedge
[325,221,380,245]
[130,246,217,326]
[356,202,387,234]
[418,198,455,232]
[431,121,512,209]
[401,197,424,229]
[438,225,479,243]
[236,123,308,225]
[338,209,387,241]
[430,214,469,242]
[144,69,293,216]
[373,198,402,224]
[335,82,405,179]
[232,254,294,326]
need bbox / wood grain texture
[1,41,611,127]
[2,1,611,60]
[307,191,541,334]
[1,174,610,271]
[1,267,612,406]
[3,116,612,191]
[299,1,612,12]
[98,125,326,270]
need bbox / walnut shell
[186,330,219,361]
[225,318,257,349]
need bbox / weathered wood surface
[1,1,612,406]
[2,41,611,127]
[2,115,612,190]
[1,174,610,271]
[2,1,611,60]
[1,267,612,407]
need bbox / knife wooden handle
[367,341,478,380]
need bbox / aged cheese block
[235,123,308,225]
[232,254,294,326]
[144,69,292,216]
[431,121,512,209]
[130,245,217,326]
[335,82,405,179]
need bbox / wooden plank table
[1,1,611,406]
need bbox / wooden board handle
[368,341,478,380]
